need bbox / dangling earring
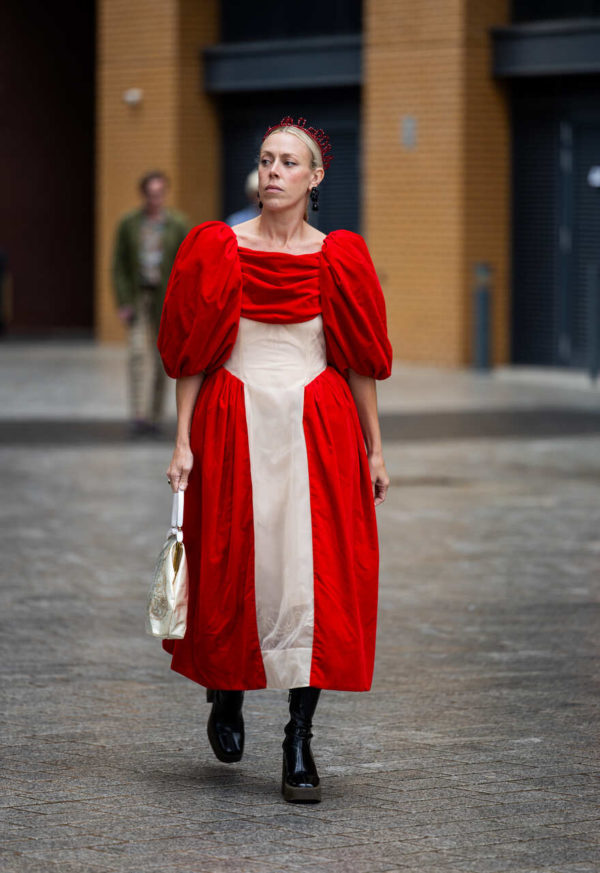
[257,192,263,209]
[310,187,319,212]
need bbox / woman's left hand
[368,451,389,506]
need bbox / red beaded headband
[261,116,333,170]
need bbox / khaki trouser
[128,289,167,423]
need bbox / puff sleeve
[157,221,242,378]
[320,230,393,380]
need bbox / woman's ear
[310,167,325,189]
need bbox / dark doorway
[571,121,600,367]
[511,76,600,367]
[0,1,95,336]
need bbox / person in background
[112,170,188,436]
[224,170,260,227]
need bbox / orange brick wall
[364,0,510,365]
[95,0,218,342]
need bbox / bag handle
[170,489,184,542]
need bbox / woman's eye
[285,161,296,167]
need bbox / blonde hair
[262,126,324,171]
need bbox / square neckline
[235,232,331,258]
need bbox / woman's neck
[256,211,310,248]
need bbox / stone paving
[1,343,599,873]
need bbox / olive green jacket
[111,208,189,324]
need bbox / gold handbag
[146,489,188,639]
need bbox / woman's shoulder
[184,220,236,242]
[230,217,260,249]
[324,228,366,248]
[322,229,372,264]
[177,221,238,260]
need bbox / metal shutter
[511,113,559,364]
[572,123,600,367]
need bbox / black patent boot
[281,686,322,803]
[206,689,244,763]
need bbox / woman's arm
[166,372,205,492]
[347,369,389,506]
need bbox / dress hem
[164,651,372,692]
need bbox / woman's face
[258,131,323,214]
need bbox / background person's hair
[138,170,170,194]
[245,169,259,199]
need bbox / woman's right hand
[166,442,194,492]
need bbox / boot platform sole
[281,762,321,803]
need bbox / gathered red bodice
[238,247,322,324]
[157,221,392,380]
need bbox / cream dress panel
[224,315,327,688]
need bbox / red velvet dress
[157,221,392,691]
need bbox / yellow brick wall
[364,0,510,365]
[95,0,218,342]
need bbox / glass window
[512,0,600,22]
[221,0,361,42]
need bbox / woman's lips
[265,185,282,191]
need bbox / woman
[157,116,392,803]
